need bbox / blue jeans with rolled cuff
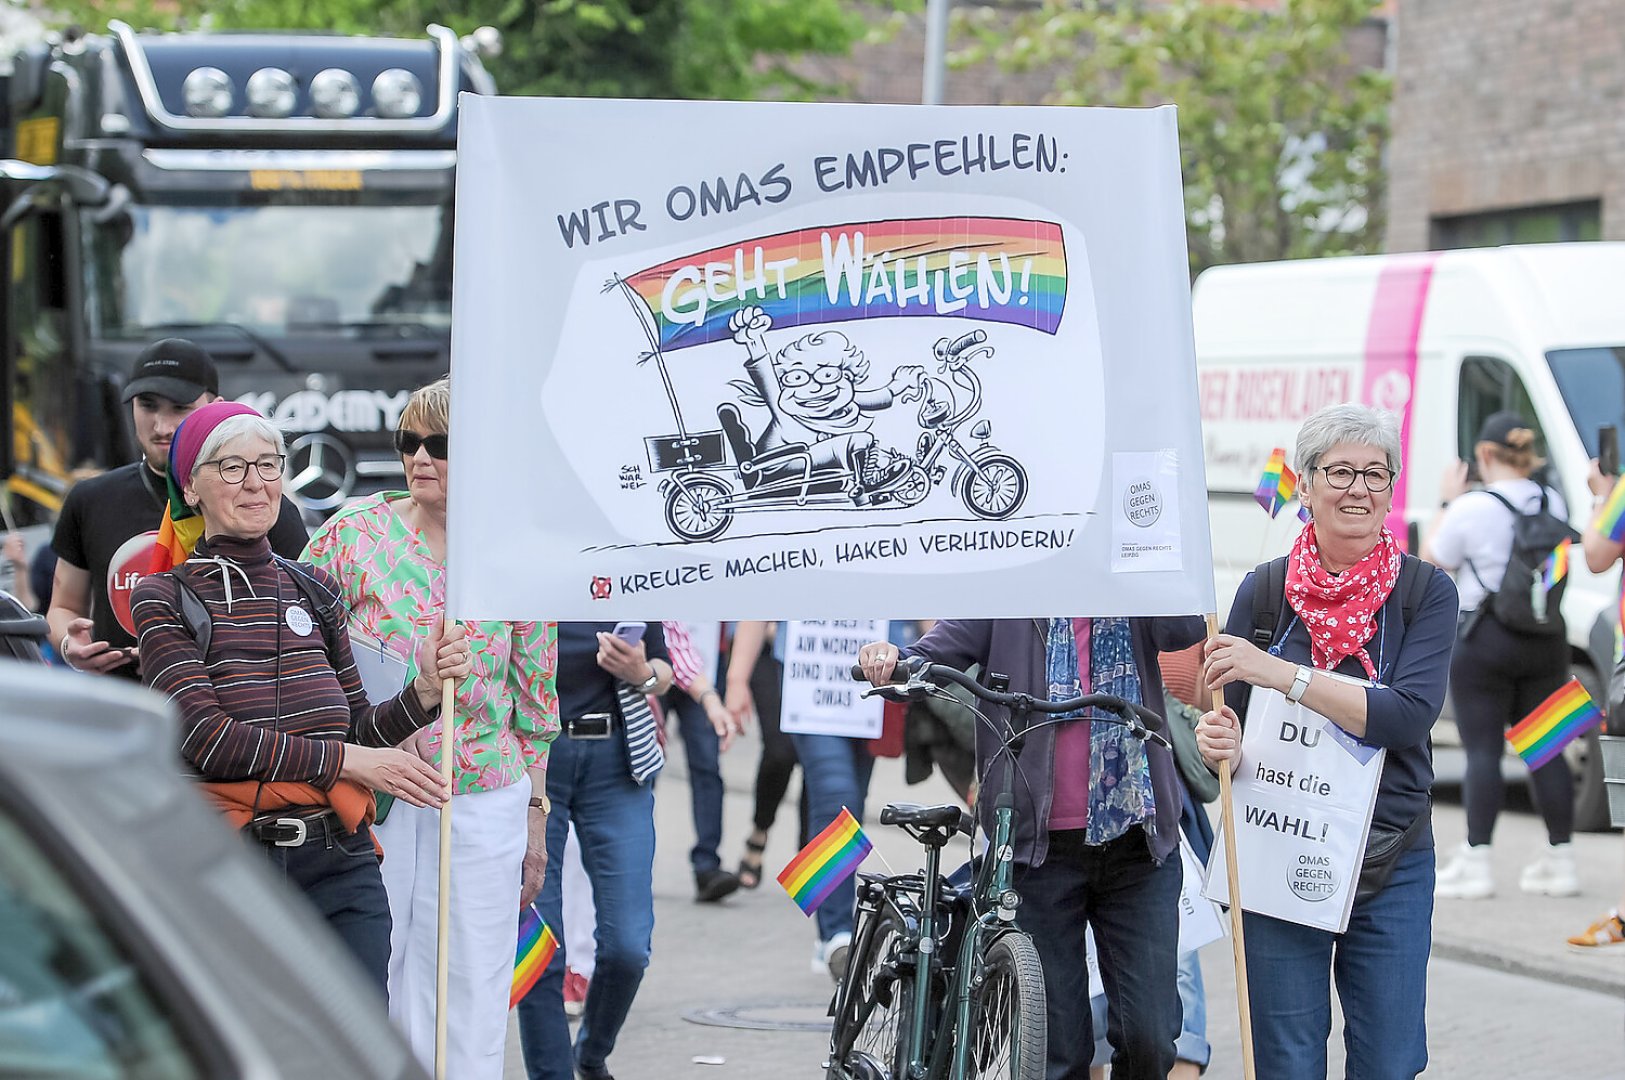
[517,727,657,1080]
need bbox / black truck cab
[1,22,492,524]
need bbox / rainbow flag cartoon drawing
[510,904,559,1009]
[778,807,873,916]
[1254,449,1299,518]
[618,217,1067,353]
[1506,678,1604,770]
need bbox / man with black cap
[46,338,308,679]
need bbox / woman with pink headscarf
[131,400,473,989]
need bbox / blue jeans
[260,822,391,996]
[665,690,724,875]
[789,732,874,942]
[1244,844,1433,1079]
[1015,829,1182,1080]
[517,730,656,1079]
[1091,949,1208,1070]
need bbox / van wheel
[1568,663,1611,832]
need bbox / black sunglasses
[394,430,449,460]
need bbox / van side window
[0,803,204,1077]
[1458,355,1559,488]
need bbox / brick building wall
[1386,0,1625,250]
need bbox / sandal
[738,831,768,889]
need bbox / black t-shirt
[557,621,671,720]
[51,462,309,678]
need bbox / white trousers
[376,776,528,1080]
[562,825,598,979]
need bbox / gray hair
[1295,403,1402,488]
[191,414,287,476]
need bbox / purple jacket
[903,616,1205,867]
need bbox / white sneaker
[1434,842,1495,899]
[821,931,853,983]
[1519,842,1580,897]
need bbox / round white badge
[285,605,314,637]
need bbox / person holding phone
[303,378,558,1080]
[517,619,672,1080]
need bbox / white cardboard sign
[1201,680,1384,934]
[779,620,886,738]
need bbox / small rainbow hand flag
[1540,538,1572,591]
[1253,449,1299,518]
[1506,678,1604,770]
[778,807,873,916]
[1595,479,1625,544]
[510,903,559,1009]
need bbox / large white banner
[1202,681,1384,934]
[447,96,1214,622]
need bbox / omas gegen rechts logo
[1123,477,1162,529]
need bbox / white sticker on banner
[1201,676,1384,934]
[1111,450,1183,573]
[779,619,886,738]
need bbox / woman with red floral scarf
[1196,403,1458,1080]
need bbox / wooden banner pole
[1207,613,1257,1080]
[434,657,457,1080]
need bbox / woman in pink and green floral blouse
[304,377,557,1080]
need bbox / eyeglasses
[394,430,448,460]
[780,367,844,388]
[203,455,286,484]
[1315,464,1395,492]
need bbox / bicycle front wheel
[967,931,1046,1080]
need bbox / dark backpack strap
[273,556,348,662]
[1397,554,1430,629]
[168,565,213,657]
[1250,556,1290,650]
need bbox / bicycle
[824,656,1169,1080]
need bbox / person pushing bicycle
[859,614,1204,1080]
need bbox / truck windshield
[1547,347,1625,457]
[89,199,451,338]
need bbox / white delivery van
[1193,243,1625,829]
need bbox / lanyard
[1269,609,1390,687]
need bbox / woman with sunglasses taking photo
[305,378,559,1080]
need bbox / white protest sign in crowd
[779,620,887,739]
[1202,678,1385,934]
[446,97,1213,623]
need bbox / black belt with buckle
[248,808,338,848]
[566,711,614,740]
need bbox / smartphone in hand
[611,621,647,646]
[1600,424,1619,477]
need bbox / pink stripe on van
[1360,255,1439,548]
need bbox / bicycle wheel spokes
[966,932,1046,1080]
[850,917,910,1077]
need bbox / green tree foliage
[45,0,908,100]
[963,0,1390,273]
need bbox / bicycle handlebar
[849,656,1167,744]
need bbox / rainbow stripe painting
[510,904,559,1009]
[1506,678,1604,770]
[622,217,1067,352]
[1253,448,1299,518]
[778,807,873,916]
[1594,479,1625,544]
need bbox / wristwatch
[1285,664,1313,705]
[529,794,551,815]
[634,668,660,693]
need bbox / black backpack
[1251,553,1431,657]
[170,556,348,660]
[1462,488,1579,637]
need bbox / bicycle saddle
[880,802,966,831]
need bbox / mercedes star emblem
[285,432,357,511]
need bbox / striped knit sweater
[133,534,437,789]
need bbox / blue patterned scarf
[1044,617,1156,845]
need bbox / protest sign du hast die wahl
[446,97,1215,622]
